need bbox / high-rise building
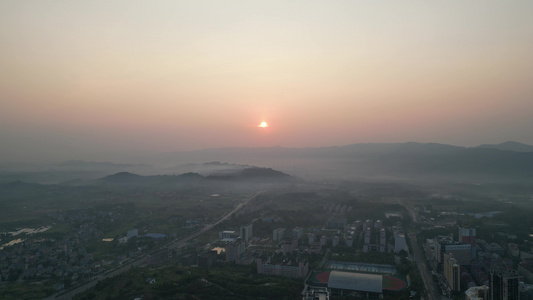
[281,238,298,255]
[393,226,407,253]
[320,235,328,247]
[345,236,354,247]
[445,244,472,266]
[292,227,304,239]
[226,239,245,262]
[434,234,472,265]
[459,226,477,247]
[273,228,286,241]
[240,224,253,242]
[490,266,520,300]
[434,234,454,263]
[332,236,339,247]
[444,253,461,292]
[327,218,347,230]
[308,233,315,245]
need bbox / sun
[258,121,268,128]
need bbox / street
[409,232,449,300]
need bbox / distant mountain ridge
[2,141,533,185]
[475,141,533,152]
[99,167,293,185]
[207,167,290,180]
[150,142,533,183]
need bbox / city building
[434,234,454,263]
[363,227,386,253]
[256,258,308,278]
[320,235,328,247]
[225,239,245,262]
[219,230,239,239]
[445,244,472,266]
[521,283,533,300]
[393,228,407,253]
[281,238,298,256]
[519,258,533,284]
[444,253,461,292]
[332,236,340,247]
[374,220,382,229]
[308,233,316,245]
[465,285,489,300]
[292,227,304,239]
[345,236,354,247]
[490,266,520,300]
[459,226,477,247]
[198,250,218,269]
[273,228,286,241]
[434,234,472,265]
[303,287,330,300]
[478,240,506,257]
[363,219,373,231]
[240,224,253,242]
[327,218,347,230]
[508,244,520,257]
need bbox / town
[1,170,532,300]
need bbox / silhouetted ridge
[476,141,533,152]
[3,180,42,188]
[101,172,144,183]
[238,167,290,178]
[207,167,291,181]
[176,172,204,179]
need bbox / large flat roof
[327,271,383,293]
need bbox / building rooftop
[327,271,383,293]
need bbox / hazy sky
[1,1,533,162]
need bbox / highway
[409,232,439,300]
[399,199,448,300]
[166,190,265,250]
[47,190,265,300]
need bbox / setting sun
[259,122,268,128]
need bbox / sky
[1,1,533,162]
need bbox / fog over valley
[1,1,533,299]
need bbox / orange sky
[1,1,533,162]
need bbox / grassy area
[74,264,302,300]
[0,282,54,300]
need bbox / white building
[394,232,407,253]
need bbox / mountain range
[475,141,533,152]
[1,141,532,184]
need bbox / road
[409,232,446,300]
[397,199,447,300]
[166,190,265,250]
[47,190,265,300]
